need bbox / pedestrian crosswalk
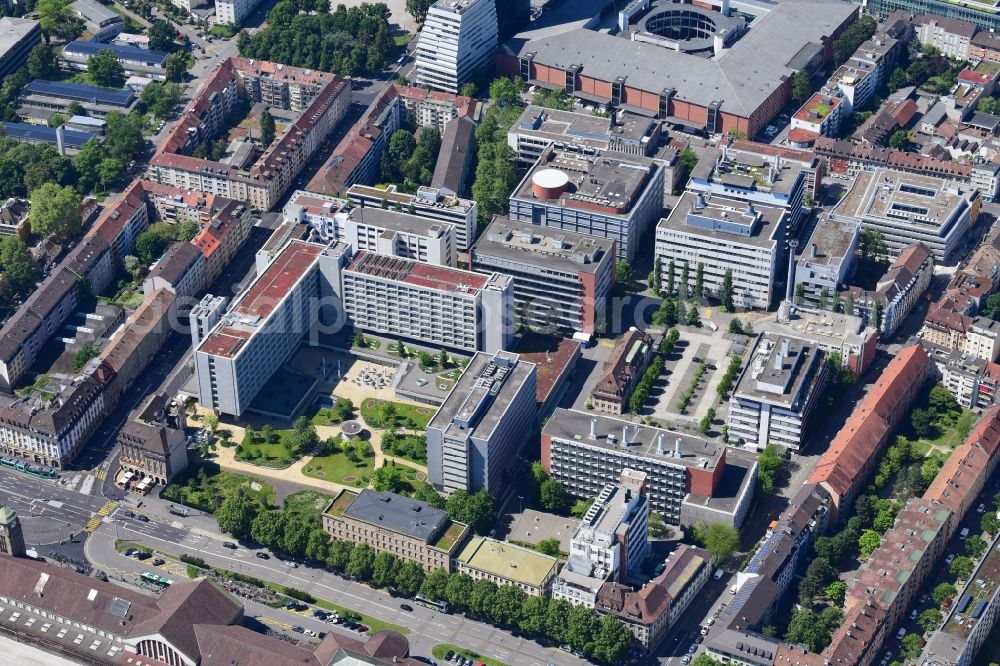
[85,501,118,532]
[598,338,616,349]
[97,501,117,517]
[84,517,102,533]
[94,469,107,481]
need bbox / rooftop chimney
[657,432,665,455]
[590,418,598,439]
[622,425,628,445]
[674,437,682,458]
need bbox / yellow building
[456,537,559,597]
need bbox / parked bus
[140,572,173,587]
[413,595,449,613]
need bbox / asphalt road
[0,467,106,546]
[84,516,588,666]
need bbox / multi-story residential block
[214,0,260,24]
[347,184,477,252]
[965,317,1000,361]
[542,409,757,528]
[321,489,469,572]
[794,215,860,307]
[913,14,978,59]
[808,343,929,521]
[414,0,498,93]
[456,537,558,596]
[727,139,824,202]
[655,191,786,310]
[790,92,847,145]
[284,191,457,266]
[922,531,1000,666]
[150,58,349,212]
[970,156,1000,201]
[470,218,615,335]
[508,146,665,262]
[0,374,105,469]
[497,0,858,138]
[142,242,207,303]
[71,0,121,41]
[935,350,1000,409]
[116,392,188,490]
[846,498,951,628]
[341,252,513,353]
[0,18,40,81]
[589,329,655,414]
[833,168,980,262]
[815,136,974,182]
[194,240,350,417]
[728,334,829,452]
[0,197,29,237]
[850,242,933,336]
[426,351,537,497]
[62,40,168,81]
[507,105,664,165]
[595,544,712,652]
[308,85,477,203]
[921,305,1000,361]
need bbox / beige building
[590,329,655,414]
[116,392,188,489]
[321,489,468,573]
[456,537,559,597]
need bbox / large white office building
[834,168,979,262]
[341,251,513,353]
[215,0,260,24]
[284,190,458,266]
[414,0,498,93]
[193,241,350,417]
[727,334,829,452]
[426,351,537,497]
[655,191,786,310]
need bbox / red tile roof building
[808,343,929,519]
[150,58,350,211]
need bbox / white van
[960,527,970,540]
[714,569,724,580]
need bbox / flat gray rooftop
[694,146,805,197]
[348,206,454,239]
[472,217,614,275]
[0,17,37,57]
[428,351,536,441]
[733,333,822,408]
[342,489,449,542]
[657,191,784,250]
[543,408,725,472]
[513,105,656,147]
[504,0,858,116]
[798,216,859,268]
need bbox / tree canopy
[88,49,126,88]
[30,183,81,240]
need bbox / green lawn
[282,490,334,520]
[380,433,427,465]
[302,453,373,487]
[915,409,977,455]
[235,431,300,468]
[115,540,152,555]
[162,463,274,513]
[359,399,435,430]
[393,33,414,47]
[431,644,509,666]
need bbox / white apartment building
[655,191,786,310]
[728,334,829,452]
[914,15,977,60]
[341,251,513,353]
[215,0,259,24]
[347,184,477,252]
[834,168,979,262]
[426,351,537,497]
[284,191,457,266]
[965,317,1000,362]
[470,218,615,335]
[194,241,350,417]
[414,0,498,93]
[553,470,650,608]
